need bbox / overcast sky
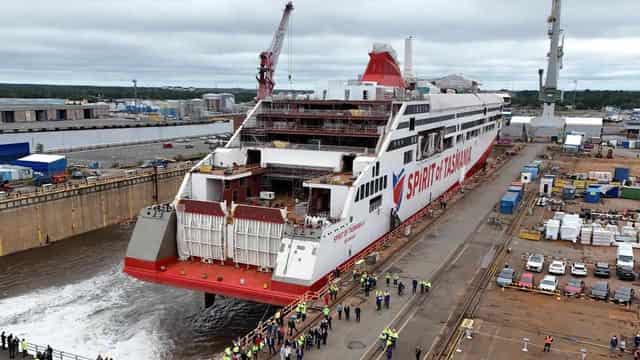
[1,0,639,90]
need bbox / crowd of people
[610,334,640,359]
[221,269,433,359]
[0,331,54,360]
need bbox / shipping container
[500,192,519,215]
[562,186,576,200]
[614,167,630,183]
[507,185,523,201]
[0,142,30,162]
[585,188,601,203]
[621,186,640,200]
[0,165,33,181]
[13,154,67,176]
[522,165,539,180]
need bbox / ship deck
[124,258,306,306]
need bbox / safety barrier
[0,165,190,211]
[25,342,93,360]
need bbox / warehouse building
[0,101,109,123]
[564,117,603,141]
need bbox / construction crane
[256,1,294,100]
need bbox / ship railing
[253,122,381,132]
[26,343,93,360]
[236,141,373,154]
[0,164,192,205]
[259,108,390,118]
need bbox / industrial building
[0,101,109,123]
[564,117,603,140]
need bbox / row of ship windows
[355,175,388,203]
[394,121,498,158]
[398,107,502,131]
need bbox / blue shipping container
[523,166,539,180]
[500,191,519,214]
[585,189,601,203]
[13,154,67,176]
[614,167,630,182]
[0,142,30,162]
[507,186,522,201]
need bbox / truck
[617,243,635,280]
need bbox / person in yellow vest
[392,273,399,286]
[21,338,27,358]
[385,273,392,286]
[379,331,388,349]
[251,343,259,359]
[233,344,240,355]
[389,328,399,348]
[246,347,253,359]
[323,305,330,319]
[300,302,307,321]
[425,280,432,292]
[224,347,232,357]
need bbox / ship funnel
[404,36,415,80]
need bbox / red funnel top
[361,51,404,88]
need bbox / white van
[616,243,634,270]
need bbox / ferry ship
[123,42,509,306]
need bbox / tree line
[0,83,638,109]
[511,90,640,110]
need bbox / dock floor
[275,144,543,360]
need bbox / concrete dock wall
[0,169,186,256]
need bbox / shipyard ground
[267,144,544,360]
[65,138,218,168]
[451,149,640,359]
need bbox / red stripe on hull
[123,139,496,305]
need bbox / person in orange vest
[543,335,553,352]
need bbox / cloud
[1,0,639,90]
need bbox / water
[0,121,233,151]
[0,226,271,359]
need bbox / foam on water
[0,264,167,359]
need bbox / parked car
[517,272,534,289]
[526,254,545,273]
[539,275,558,292]
[175,138,189,143]
[616,266,636,281]
[570,262,588,277]
[594,262,611,278]
[496,267,515,287]
[162,143,173,149]
[590,281,609,300]
[184,144,195,149]
[563,278,585,296]
[613,287,635,304]
[548,260,566,275]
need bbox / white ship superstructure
[124,43,508,305]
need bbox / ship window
[374,179,379,193]
[403,150,413,164]
[444,137,454,150]
[384,175,388,189]
[409,117,415,131]
[360,184,365,200]
[224,181,230,189]
[355,187,360,202]
[456,134,463,143]
[365,182,370,197]
[369,195,382,213]
[362,90,368,100]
